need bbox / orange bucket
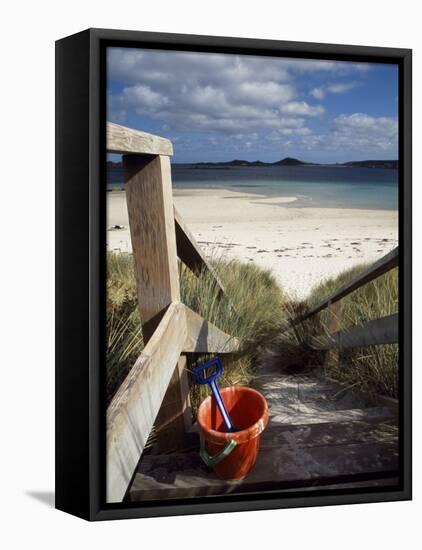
[197,386,269,480]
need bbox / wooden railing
[106,122,399,502]
[285,246,399,351]
[106,123,239,503]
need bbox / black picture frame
[55,28,412,521]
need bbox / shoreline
[107,188,398,299]
[107,184,398,211]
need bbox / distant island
[188,157,318,168]
[183,158,398,170]
[341,160,398,169]
[107,158,398,170]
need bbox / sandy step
[252,374,370,413]
[261,416,398,448]
[129,369,399,502]
[129,417,398,502]
[269,406,395,426]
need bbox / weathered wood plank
[324,299,341,368]
[125,154,180,337]
[159,414,397,455]
[124,153,192,456]
[174,207,227,296]
[182,304,240,353]
[129,438,398,501]
[106,302,187,503]
[111,150,188,500]
[280,247,399,333]
[310,313,398,350]
[251,372,370,418]
[269,406,395,426]
[107,122,173,156]
[298,247,398,322]
[275,476,399,492]
[327,300,341,333]
[126,366,398,502]
[260,417,398,449]
[153,355,192,454]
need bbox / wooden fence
[106,122,399,503]
[285,246,399,351]
[106,123,239,503]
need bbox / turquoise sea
[107,164,398,210]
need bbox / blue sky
[107,48,398,163]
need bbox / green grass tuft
[106,252,287,409]
[180,256,288,412]
[302,265,399,398]
[106,253,143,403]
[106,251,399,411]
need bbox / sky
[107,47,398,164]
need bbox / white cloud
[310,82,357,100]
[310,87,325,100]
[106,48,397,161]
[281,101,324,116]
[267,113,398,158]
[236,81,295,106]
[107,49,369,88]
[326,82,357,94]
[107,93,127,124]
[122,85,169,111]
[307,113,398,153]
[270,58,371,74]
[333,113,397,138]
[107,48,372,137]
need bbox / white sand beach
[107,188,398,299]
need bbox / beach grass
[106,252,143,403]
[297,265,399,398]
[106,251,398,412]
[181,256,288,413]
[106,252,288,409]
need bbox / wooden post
[153,356,192,453]
[124,153,191,452]
[325,299,341,368]
[107,303,187,502]
[125,154,180,337]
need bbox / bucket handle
[200,435,237,468]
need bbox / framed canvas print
[55,28,412,521]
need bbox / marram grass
[106,252,399,411]
[106,252,287,409]
[303,264,399,398]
